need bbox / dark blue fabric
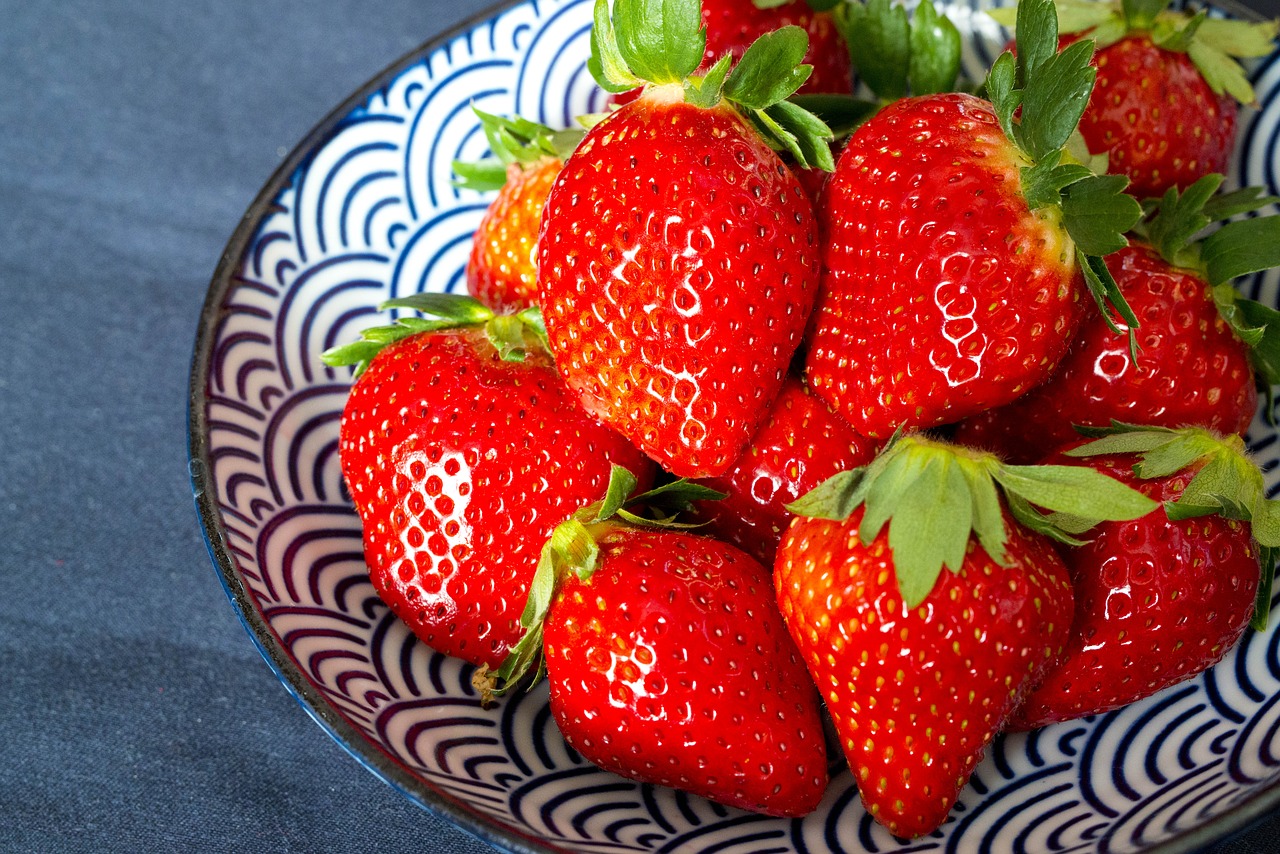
[1,0,1278,851]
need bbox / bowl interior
[190,0,1280,850]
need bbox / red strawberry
[806,5,1143,440]
[538,3,833,477]
[454,112,581,312]
[492,470,829,816]
[775,433,1155,836]
[691,374,879,564]
[701,0,851,95]
[1001,0,1280,200]
[322,295,653,669]
[955,176,1280,464]
[608,0,853,107]
[1012,426,1278,729]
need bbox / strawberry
[806,0,1143,440]
[691,374,879,564]
[321,295,654,669]
[955,176,1280,464]
[491,468,829,817]
[775,433,1157,836]
[1012,425,1280,729]
[608,0,853,107]
[453,112,582,312]
[537,0,834,478]
[990,0,1278,199]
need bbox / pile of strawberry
[323,0,1280,839]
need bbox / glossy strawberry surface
[339,328,653,669]
[466,157,561,312]
[775,508,1074,837]
[692,375,878,565]
[1078,34,1236,200]
[807,93,1085,440]
[538,90,820,478]
[543,526,828,817]
[954,243,1257,464]
[1013,449,1260,729]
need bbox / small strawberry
[775,433,1157,836]
[991,0,1277,199]
[715,0,851,94]
[538,0,834,477]
[807,0,1144,440]
[955,176,1280,464]
[490,468,829,817]
[321,295,654,669]
[691,374,879,565]
[453,112,582,312]
[1012,424,1280,729]
[609,0,853,107]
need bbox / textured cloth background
[1,0,1278,851]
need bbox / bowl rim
[187,0,1280,851]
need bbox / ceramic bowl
[189,0,1280,850]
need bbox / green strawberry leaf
[859,446,929,545]
[786,468,869,519]
[590,0,645,92]
[381,293,495,322]
[789,93,880,137]
[321,294,500,375]
[1203,186,1280,222]
[838,0,911,101]
[1122,0,1170,30]
[986,51,1020,143]
[1062,175,1143,256]
[1233,297,1280,386]
[760,99,837,170]
[452,159,510,192]
[1003,490,1092,546]
[613,0,706,84]
[889,456,972,607]
[1077,250,1140,357]
[1188,40,1258,103]
[632,478,727,513]
[994,463,1159,519]
[1254,544,1275,631]
[908,0,963,96]
[1202,215,1280,287]
[1018,38,1096,161]
[723,26,813,109]
[1021,153,1094,212]
[587,465,641,522]
[1143,174,1223,266]
[1196,17,1280,59]
[839,0,962,101]
[1015,0,1060,88]
[685,53,732,108]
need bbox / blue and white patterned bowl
[189,0,1280,850]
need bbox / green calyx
[1068,422,1280,629]
[319,294,549,377]
[486,465,726,698]
[589,0,837,170]
[787,432,1158,609]
[452,110,583,191]
[834,0,963,102]
[1134,174,1280,392]
[753,0,842,11]
[990,0,1278,105]
[986,0,1144,351]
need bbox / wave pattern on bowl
[198,0,1280,850]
